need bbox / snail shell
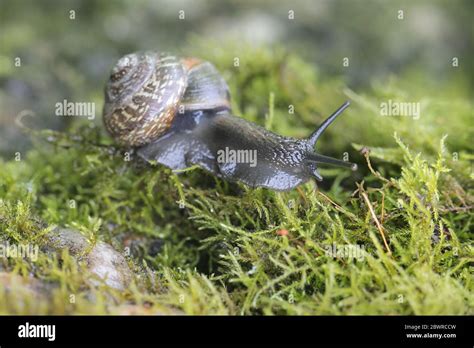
[103,51,357,191]
[103,52,230,147]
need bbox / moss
[0,46,472,315]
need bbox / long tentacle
[308,101,350,147]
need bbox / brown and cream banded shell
[103,52,186,147]
[103,52,231,147]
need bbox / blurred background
[0,0,472,158]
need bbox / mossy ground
[0,46,472,315]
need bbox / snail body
[104,51,357,191]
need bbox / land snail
[103,51,357,191]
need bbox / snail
[103,51,357,191]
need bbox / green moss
[0,46,472,315]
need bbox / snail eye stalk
[306,101,357,175]
[308,101,351,147]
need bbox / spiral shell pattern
[103,52,187,147]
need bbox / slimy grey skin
[103,51,357,191]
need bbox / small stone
[44,228,132,290]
